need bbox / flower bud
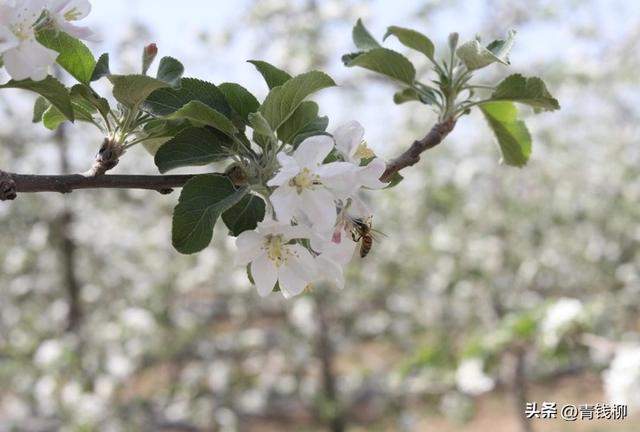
[142,43,158,75]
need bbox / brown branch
[0,172,198,200]
[0,121,455,201]
[380,118,456,182]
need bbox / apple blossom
[0,0,58,81]
[45,0,95,41]
[235,218,317,298]
[267,135,357,232]
[333,121,387,190]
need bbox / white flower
[455,358,495,395]
[267,135,356,232]
[541,297,583,347]
[46,0,95,40]
[0,0,58,81]
[312,224,357,289]
[333,121,387,190]
[235,218,317,298]
[603,345,640,410]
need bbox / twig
[380,119,456,182]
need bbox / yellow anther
[354,141,375,160]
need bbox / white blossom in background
[46,0,95,40]
[235,218,316,298]
[602,345,640,410]
[541,297,584,348]
[268,136,357,232]
[33,338,65,366]
[455,357,495,395]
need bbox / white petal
[270,186,298,223]
[315,255,345,289]
[348,195,371,219]
[293,135,334,168]
[0,25,18,52]
[322,232,357,265]
[267,153,299,186]
[358,158,387,189]
[333,121,364,161]
[279,245,316,297]
[3,41,58,81]
[300,188,337,233]
[235,231,263,265]
[251,254,278,297]
[316,162,358,195]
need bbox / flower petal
[333,121,364,161]
[268,153,299,186]
[300,188,337,233]
[279,245,316,298]
[251,254,278,296]
[316,162,358,196]
[293,135,334,168]
[235,230,263,265]
[315,255,346,289]
[270,186,299,223]
[358,158,387,189]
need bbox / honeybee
[350,216,381,258]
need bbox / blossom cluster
[0,0,94,81]
[236,121,386,298]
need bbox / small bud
[448,32,459,52]
[142,43,158,75]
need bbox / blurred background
[1,0,639,431]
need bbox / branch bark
[380,118,456,182]
[0,120,456,201]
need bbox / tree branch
[0,121,456,201]
[380,118,456,182]
[0,172,197,200]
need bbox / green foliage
[40,92,96,130]
[384,25,435,61]
[168,100,237,136]
[247,60,292,89]
[110,74,169,108]
[259,71,336,130]
[172,175,247,254]
[352,18,381,50]
[142,78,231,117]
[155,127,231,173]
[343,48,416,86]
[456,30,516,70]
[70,84,110,119]
[37,30,96,84]
[222,194,266,236]
[487,74,560,112]
[277,101,320,144]
[91,53,110,81]
[218,83,260,124]
[1,77,74,121]
[480,101,532,167]
[393,88,421,104]
[156,57,185,88]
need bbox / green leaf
[142,78,231,117]
[248,111,276,143]
[292,116,329,148]
[32,96,49,123]
[456,30,516,70]
[155,127,231,173]
[168,100,237,136]
[485,74,560,112]
[110,74,169,108]
[277,101,319,144]
[384,172,404,189]
[383,26,434,61]
[352,19,381,50]
[156,56,184,88]
[70,84,110,119]
[37,30,96,84]
[222,193,266,236]
[344,48,416,85]
[218,83,260,124]
[41,91,96,129]
[172,175,247,254]
[480,101,532,167]
[260,71,336,130]
[91,53,110,81]
[393,88,421,104]
[247,60,292,89]
[1,77,74,121]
